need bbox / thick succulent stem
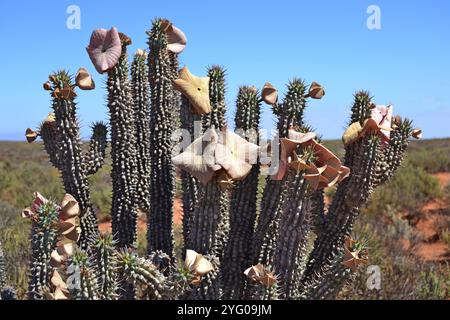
[184,66,229,300]
[28,202,59,300]
[310,190,326,236]
[253,79,309,264]
[186,183,224,256]
[68,250,100,300]
[300,254,353,300]
[93,234,119,300]
[107,45,138,249]
[131,50,152,212]
[180,96,201,252]
[147,18,180,257]
[45,71,99,250]
[222,86,261,299]
[301,136,381,290]
[117,250,167,300]
[39,118,61,170]
[273,170,311,299]
[84,122,108,176]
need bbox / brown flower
[273,131,316,180]
[261,82,278,105]
[25,128,38,143]
[244,264,277,287]
[75,67,95,90]
[43,81,52,91]
[52,86,77,100]
[118,32,132,47]
[308,81,325,99]
[412,128,422,139]
[341,236,369,271]
[274,129,349,190]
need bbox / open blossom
[161,19,187,54]
[244,264,277,287]
[172,129,260,188]
[363,104,393,142]
[341,236,369,271]
[184,249,214,285]
[274,129,350,190]
[343,105,394,146]
[173,66,211,115]
[86,27,122,74]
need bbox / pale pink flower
[86,27,122,74]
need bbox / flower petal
[166,24,187,54]
[172,131,218,184]
[308,81,325,99]
[86,27,122,74]
[173,66,211,114]
[261,82,278,105]
[75,67,95,90]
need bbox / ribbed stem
[147,18,180,257]
[180,96,201,252]
[302,136,380,289]
[48,71,99,250]
[108,47,138,249]
[84,122,108,176]
[273,171,310,298]
[253,79,309,264]
[222,86,261,299]
[28,202,59,300]
[131,51,151,212]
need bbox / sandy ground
[409,172,450,262]
[98,198,183,234]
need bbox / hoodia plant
[18,17,420,300]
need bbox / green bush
[366,165,441,214]
[0,201,29,299]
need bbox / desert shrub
[0,201,29,299]
[339,216,449,300]
[366,164,441,214]
[406,139,450,173]
[0,160,62,209]
[416,265,450,299]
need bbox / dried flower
[308,81,325,99]
[25,128,38,143]
[244,264,277,287]
[261,82,278,105]
[75,67,95,90]
[341,236,369,271]
[412,128,422,139]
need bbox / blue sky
[0,0,449,140]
